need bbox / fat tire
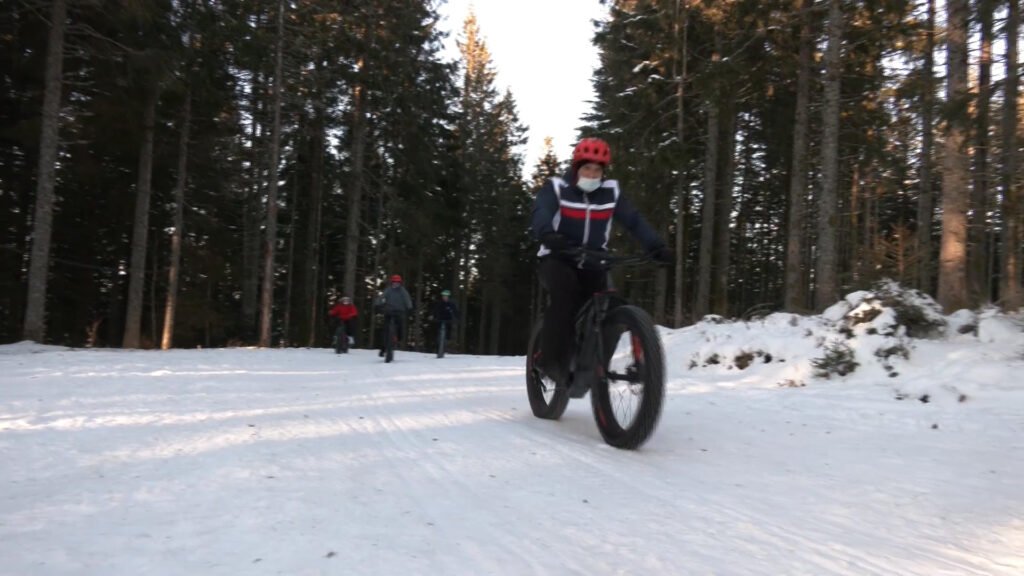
[525,322,570,420]
[590,305,665,449]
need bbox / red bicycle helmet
[390,274,402,283]
[572,137,611,167]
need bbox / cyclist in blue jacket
[530,137,673,385]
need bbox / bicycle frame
[567,264,634,396]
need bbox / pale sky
[436,0,609,175]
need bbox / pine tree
[937,0,970,312]
[1001,0,1021,311]
[22,0,67,343]
[815,0,842,311]
[784,0,813,313]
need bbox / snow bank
[663,281,1024,402]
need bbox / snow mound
[0,341,72,355]
[664,281,1024,401]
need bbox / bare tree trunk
[785,0,813,312]
[849,161,860,282]
[343,64,367,299]
[23,0,67,343]
[733,129,754,312]
[457,238,469,349]
[937,0,970,312]
[258,0,285,347]
[306,87,326,347]
[916,0,937,293]
[123,85,159,348]
[969,0,995,305]
[712,103,736,315]
[695,60,720,319]
[477,285,488,355]
[1001,0,1021,311]
[672,0,689,327]
[489,286,501,355]
[242,66,263,343]
[161,91,191,350]
[815,0,842,310]
[150,226,159,346]
[654,237,668,325]
[283,207,296,346]
[413,255,425,351]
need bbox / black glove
[542,232,570,252]
[649,245,674,264]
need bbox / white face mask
[577,176,602,193]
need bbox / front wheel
[591,305,665,449]
[525,322,570,420]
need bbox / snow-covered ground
[2,289,1023,575]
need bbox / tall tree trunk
[367,190,385,350]
[258,0,285,347]
[477,285,488,355]
[937,0,970,312]
[695,62,720,319]
[489,286,501,355]
[459,238,470,350]
[672,0,689,327]
[785,0,813,312]
[413,255,425,351]
[23,0,66,343]
[712,102,736,315]
[343,71,366,299]
[734,129,754,312]
[815,0,842,310]
[123,85,159,348]
[654,235,668,324]
[916,0,937,293]
[1001,0,1021,311]
[969,0,995,304]
[306,86,326,347]
[150,226,159,345]
[283,207,296,345]
[161,91,191,350]
[242,60,264,343]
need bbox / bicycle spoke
[604,326,647,429]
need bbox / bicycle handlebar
[554,248,657,268]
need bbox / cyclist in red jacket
[328,296,358,353]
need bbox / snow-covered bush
[811,341,859,378]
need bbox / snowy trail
[1,344,1022,575]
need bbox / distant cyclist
[328,296,358,353]
[375,275,413,357]
[433,289,459,346]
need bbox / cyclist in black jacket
[433,290,459,341]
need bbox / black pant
[438,320,454,340]
[538,257,607,370]
[334,319,356,348]
[379,313,405,350]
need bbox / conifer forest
[1,0,1021,354]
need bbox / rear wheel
[591,305,665,449]
[526,322,570,420]
[437,324,446,358]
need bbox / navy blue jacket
[433,299,459,323]
[531,173,663,260]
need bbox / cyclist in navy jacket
[530,137,672,385]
